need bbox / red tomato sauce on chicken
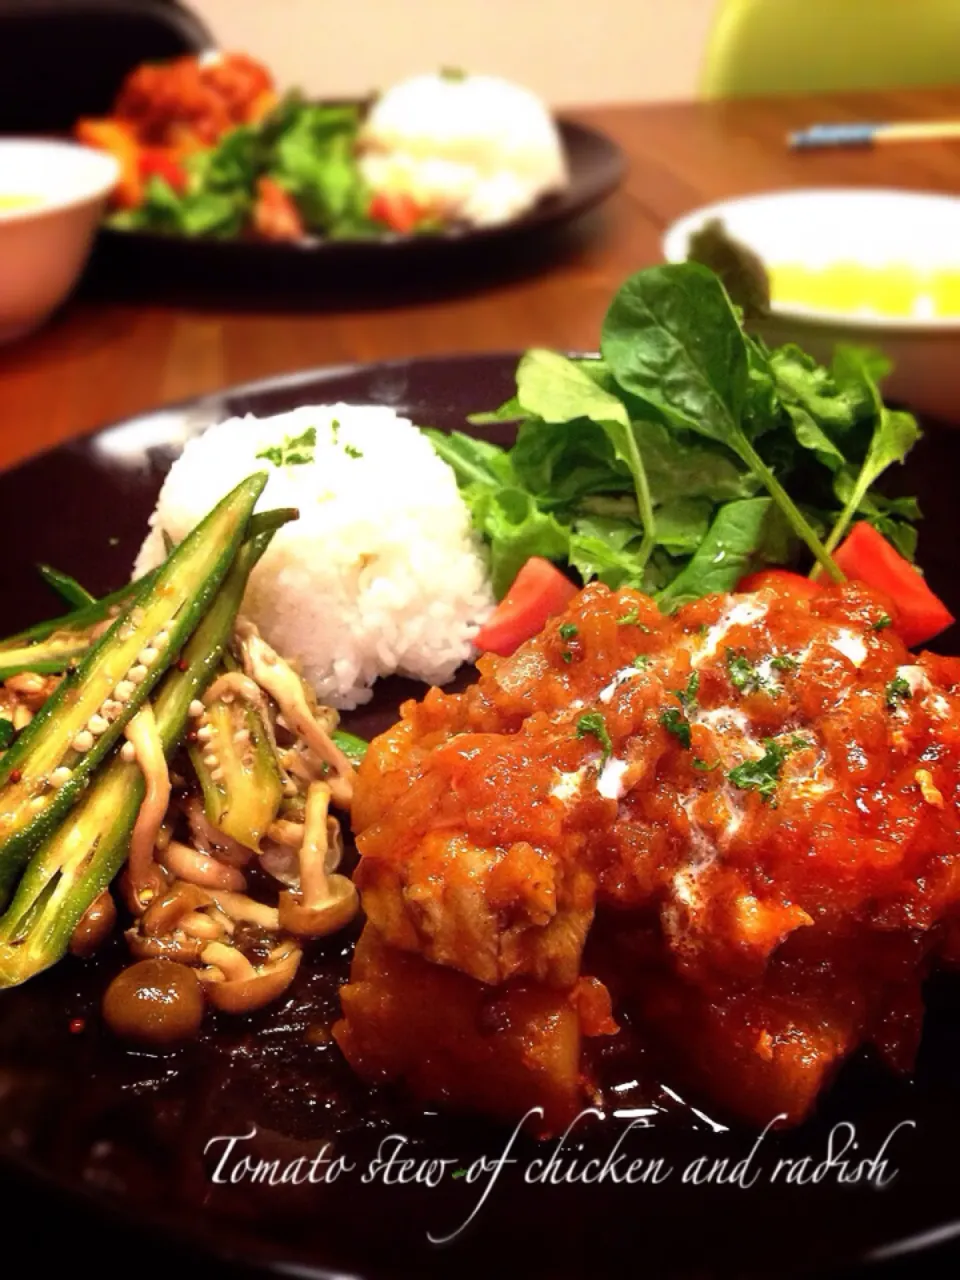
[335,581,960,1132]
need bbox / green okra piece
[189,685,283,852]
[0,520,287,986]
[332,729,369,767]
[0,573,159,680]
[37,564,96,609]
[0,473,268,905]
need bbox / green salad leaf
[107,94,375,241]
[425,263,922,611]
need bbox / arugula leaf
[823,408,921,563]
[575,712,613,763]
[601,265,841,579]
[656,498,777,611]
[0,719,14,750]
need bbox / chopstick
[789,120,960,150]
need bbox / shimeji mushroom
[198,937,302,1012]
[236,620,356,807]
[278,780,358,937]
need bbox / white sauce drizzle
[598,665,644,705]
[597,756,630,800]
[830,628,868,668]
[694,599,768,665]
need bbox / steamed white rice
[133,404,495,709]
[359,72,568,227]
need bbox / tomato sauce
[336,580,960,1130]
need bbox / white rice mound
[359,71,569,227]
[133,404,496,710]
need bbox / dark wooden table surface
[1,87,960,472]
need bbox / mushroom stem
[124,703,171,911]
[162,839,248,892]
[236,620,355,806]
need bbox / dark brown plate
[0,354,958,1280]
[88,120,624,298]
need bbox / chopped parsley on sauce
[873,615,893,632]
[659,672,699,749]
[727,735,811,802]
[617,608,650,631]
[660,707,692,749]
[886,675,912,711]
[559,623,579,640]
[575,712,613,763]
[726,649,763,693]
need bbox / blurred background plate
[86,119,624,297]
[663,189,960,424]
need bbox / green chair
[701,0,960,99]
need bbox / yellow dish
[768,262,960,321]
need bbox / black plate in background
[0,355,958,1280]
[86,121,624,301]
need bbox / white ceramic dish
[0,139,119,344]
[663,188,960,423]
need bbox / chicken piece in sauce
[335,579,960,1130]
[113,52,276,148]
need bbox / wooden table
[1,86,959,472]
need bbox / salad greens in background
[109,96,377,240]
[426,263,921,607]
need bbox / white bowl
[663,189,960,424]
[0,139,119,344]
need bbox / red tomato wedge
[738,568,822,600]
[368,190,424,234]
[138,147,187,193]
[474,558,579,657]
[833,522,954,647]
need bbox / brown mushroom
[125,927,204,964]
[276,781,358,937]
[102,958,205,1045]
[199,940,302,1013]
[141,880,212,937]
[161,839,248,892]
[69,890,117,957]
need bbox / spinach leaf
[655,498,776,611]
[510,417,631,510]
[601,264,841,579]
